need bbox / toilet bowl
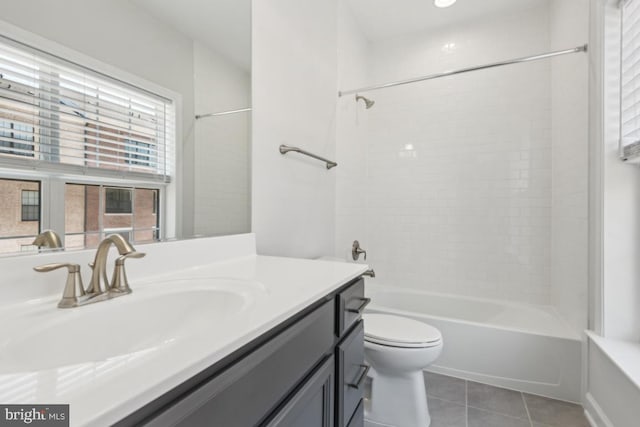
[363,313,443,427]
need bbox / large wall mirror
[0,0,251,256]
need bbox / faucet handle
[34,262,77,273]
[109,251,146,295]
[34,263,86,308]
[118,251,146,261]
[352,240,367,261]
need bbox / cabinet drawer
[336,278,367,337]
[346,399,364,427]
[336,321,365,427]
[144,301,335,427]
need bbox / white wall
[549,0,589,332]
[599,0,640,342]
[252,0,338,258]
[335,2,370,262]
[193,41,251,236]
[0,0,196,237]
[338,3,556,305]
[584,2,640,424]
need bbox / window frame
[0,169,165,246]
[0,19,182,245]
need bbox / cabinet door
[264,356,335,427]
[142,301,334,427]
[336,321,365,427]
[346,400,364,427]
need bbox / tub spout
[363,269,376,278]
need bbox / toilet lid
[363,313,442,348]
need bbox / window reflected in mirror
[0,178,40,254]
[64,184,160,250]
[0,0,252,255]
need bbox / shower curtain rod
[338,44,588,97]
[195,107,252,120]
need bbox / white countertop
[0,234,368,426]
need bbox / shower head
[355,94,375,109]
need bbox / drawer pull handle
[348,364,370,389]
[347,297,371,314]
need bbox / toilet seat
[364,313,442,348]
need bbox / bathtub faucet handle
[352,240,367,261]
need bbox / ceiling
[347,0,545,41]
[132,0,251,70]
[130,0,544,69]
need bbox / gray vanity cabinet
[117,277,366,427]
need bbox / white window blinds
[0,35,174,181]
[621,0,640,160]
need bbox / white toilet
[363,313,443,427]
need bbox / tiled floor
[424,372,590,427]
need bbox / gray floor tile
[425,372,467,405]
[467,381,529,419]
[467,407,531,427]
[523,394,589,427]
[428,397,466,427]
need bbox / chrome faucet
[32,230,63,251]
[34,234,145,308]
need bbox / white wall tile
[337,2,586,309]
[550,0,590,332]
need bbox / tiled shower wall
[337,3,563,305]
[549,0,589,333]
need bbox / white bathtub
[365,284,582,402]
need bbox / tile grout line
[427,395,466,408]
[466,405,535,422]
[522,392,534,427]
[465,379,468,427]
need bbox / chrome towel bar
[279,144,337,170]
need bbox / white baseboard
[584,410,597,427]
[583,392,614,427]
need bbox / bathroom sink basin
[0,278,265,373]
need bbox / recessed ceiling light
[434,0,457,8]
